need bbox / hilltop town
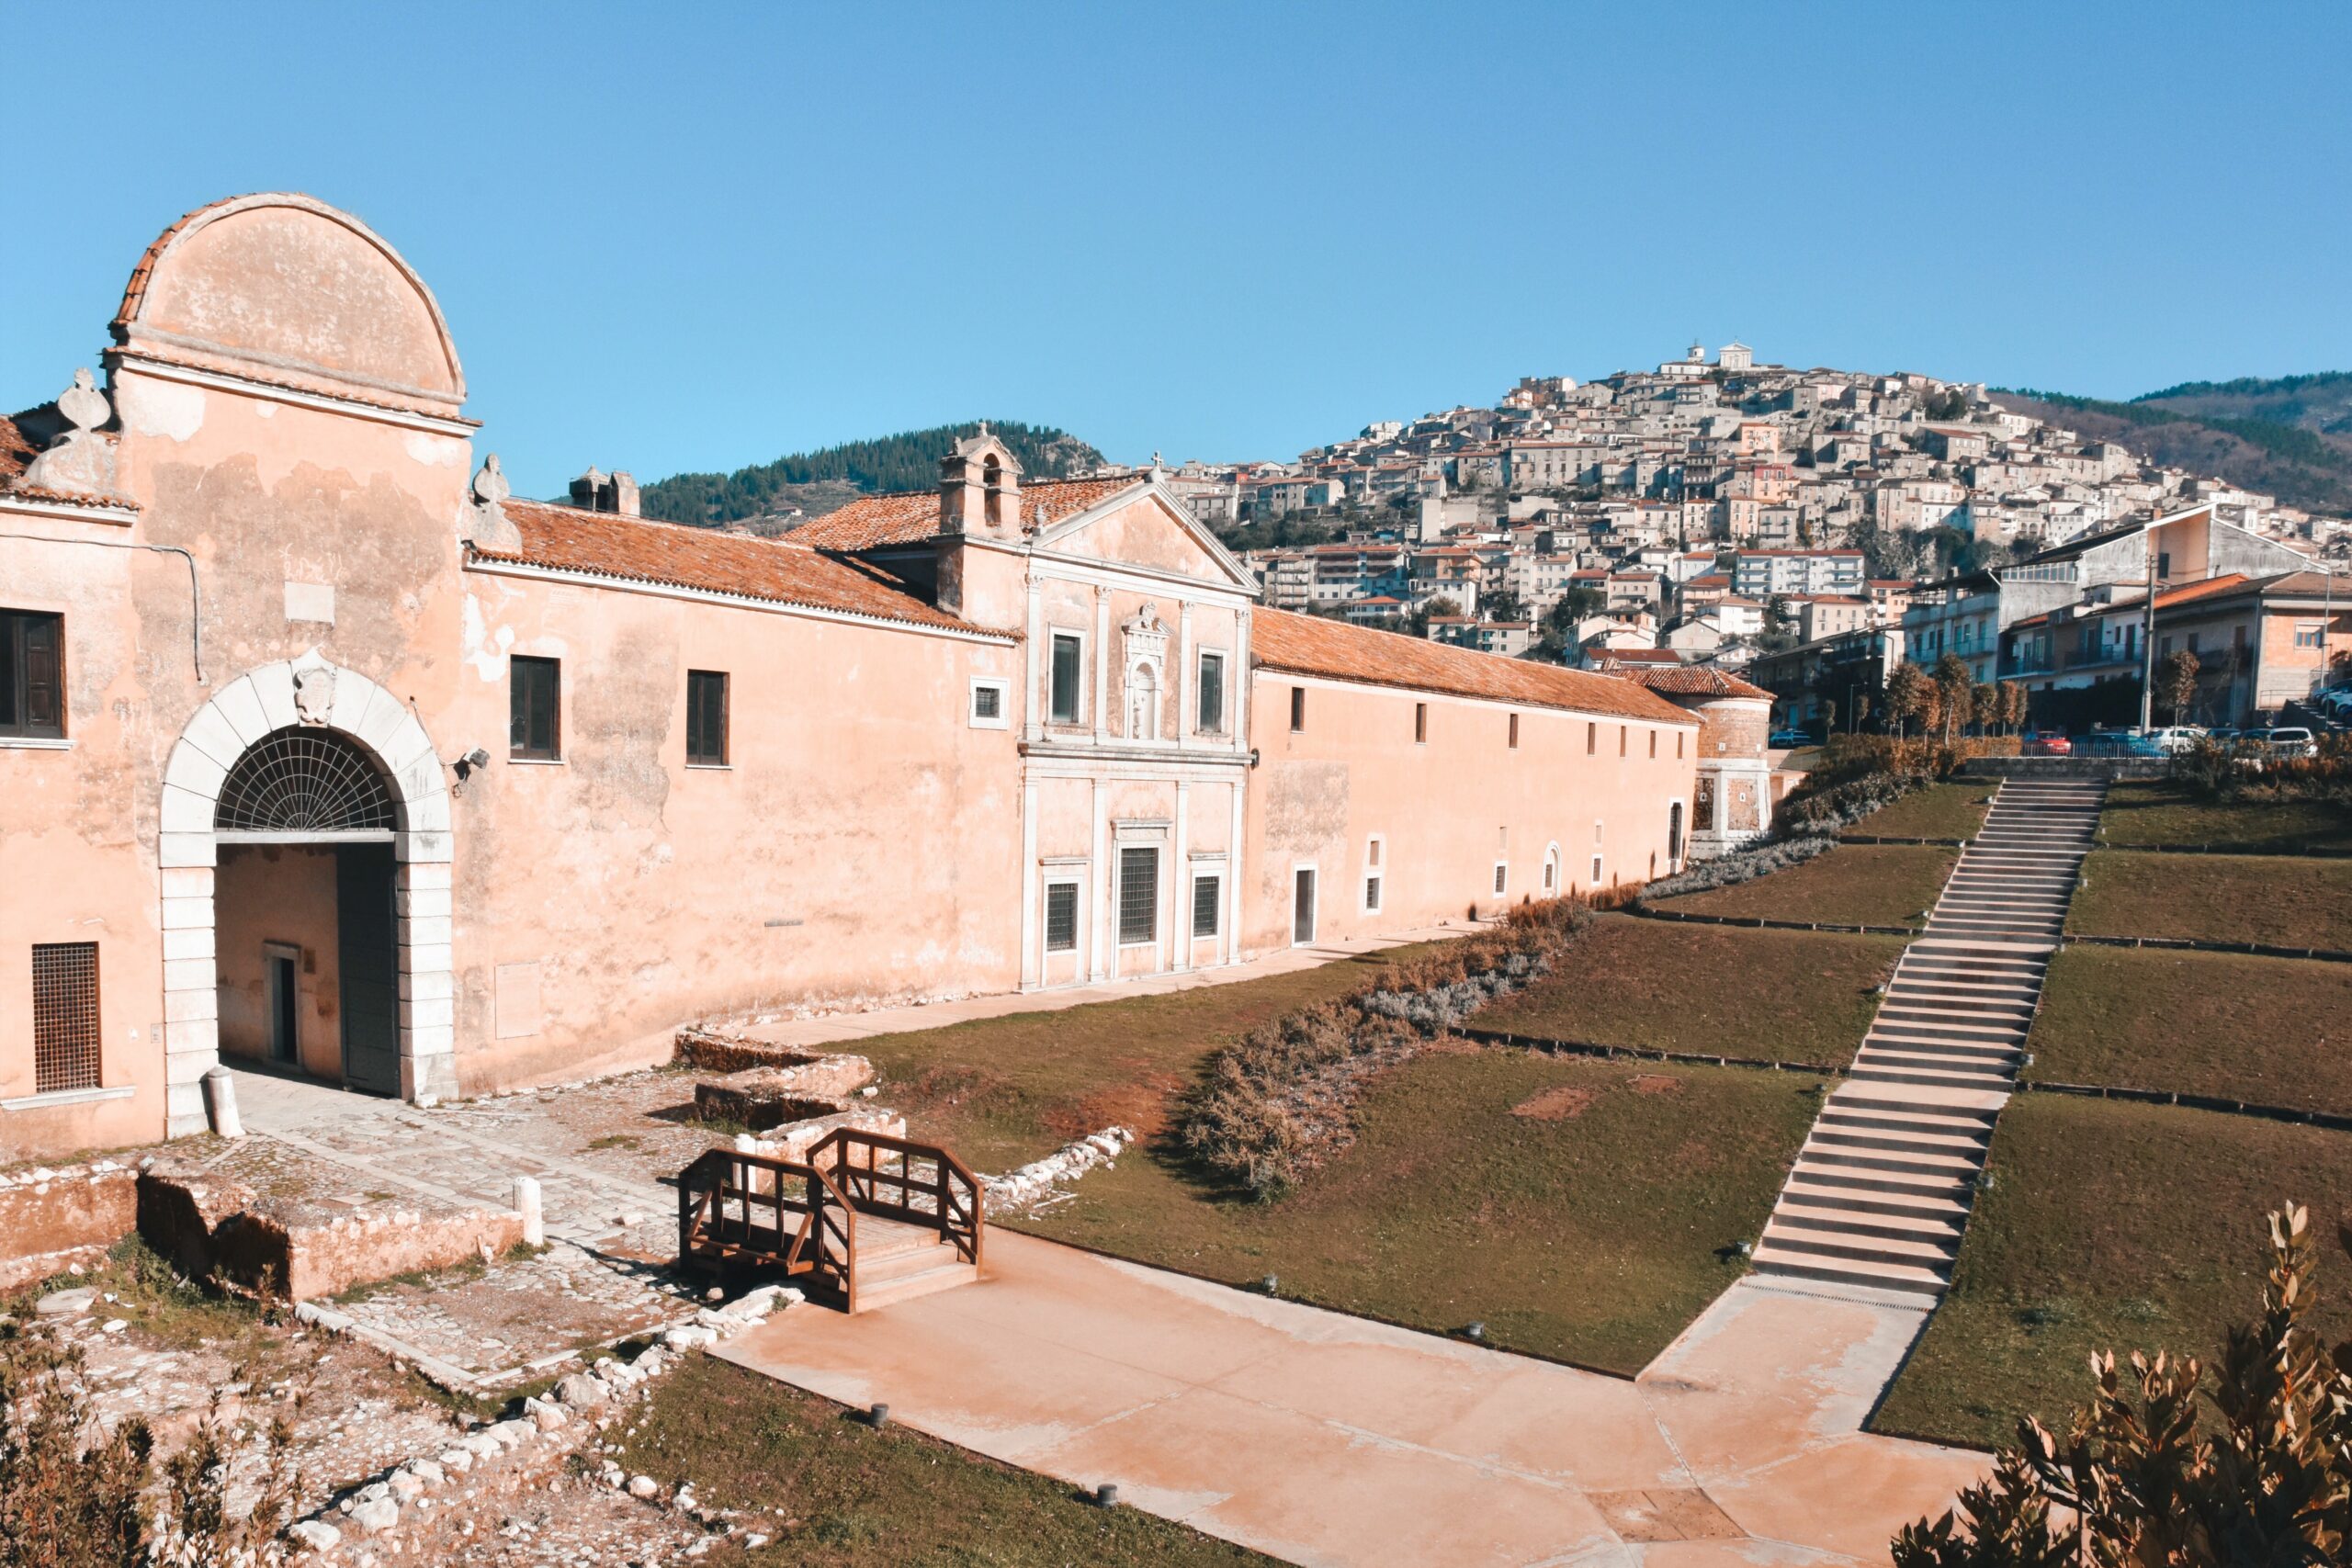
[1058,342,2348,737]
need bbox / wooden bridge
[676,1127,983,1314]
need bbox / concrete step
[1759,1220,1959,1271]
[1809,1123,1990,1160]
[1795,1141,1984,1181]
[1817,1102,1996,1139]
[852,1259,981,1314]
[1849,1059,2017,1092]
[1781,1175,1974,1224]
[1772,1201,1966,1247]
[1750,1243,1950,1295]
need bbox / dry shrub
[1179,898,1593,1199]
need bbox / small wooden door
[1293,867,1317,945]
[336,844,400,1096]
[265,947,300,1064]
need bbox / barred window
[31,942,99,1094]
[1045,883,1079,953]
[1192,875,1220,938]
[1493,862,1508,896]
[1118,846,1159,945]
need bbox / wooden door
[336,844,400,1096]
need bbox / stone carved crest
[293,662,336,725]
[1121,603,1170,741]
[462,454,521,552]
[22,368,124,500]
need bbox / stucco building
[0,194,1700,1161]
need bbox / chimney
[568,466,640,516]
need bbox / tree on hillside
[636,420,1105,527]
[1885,662,1936,739]
[1893,1203,2352,1567]
[1483,586,1526,624]
[2161,649,2203,723]
[1934,654,1975,741]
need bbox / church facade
[0,194,1699,1160]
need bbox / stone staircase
[1750,778,2104,1296]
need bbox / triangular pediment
[1031,480,1255,591]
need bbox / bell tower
[939,423,1023,540]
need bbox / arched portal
[156,655,453,1135]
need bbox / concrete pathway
[718,1232,1986,1567]
[728,922,1487,1051]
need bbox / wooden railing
[806,1127,985,1269]
[676,1147,856,1303]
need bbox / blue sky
[6,4,2347,495]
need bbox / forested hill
[637,421,1105,530]
[1991,376,2352,516]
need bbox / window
[31,941,99,1094]
[2296,623,2324,649]
[1363,835,1385,913]
[969,677,1009,730]
[1586,722,1596,754]
[1045,883,1079,953]
[1290,686,1306,732]
[1197,650,1226,734]
[1414,702,1427,743]
[1677,732,1685,759]
[1508,713,1520,749]
[1619,726,1628,757]
[686,670,729,765]
[1193,875,1221,938]
[1118,846,1159,944]
[0,610,64,740]
[1492,862,1508,896]
[1648,729,1657,759]
[1592,854,1604,885]
[1050,633,1083,725]
[510,656,560,761]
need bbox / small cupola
[938,424,1022,539]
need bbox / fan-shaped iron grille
[214,728,398,833]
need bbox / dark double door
[334,844,401,1096]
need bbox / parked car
[1769,729,1810,749]
[2149,725,2207,755]
[2021,731,2073,757]
[2256,727,2320,759]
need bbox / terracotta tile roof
[792,476,1142,551]
[0,412,141,513]
[2151,573,2251,610]
[0,414,33,486]
[1621,664,1774,701]
[475,500,1003,637]
[1251,609,1690,724]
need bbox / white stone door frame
[157,654,455,1134]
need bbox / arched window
[215,728,397,834]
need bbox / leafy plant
[1893,1202,2352,1566]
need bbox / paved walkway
[729,921,1487,1051]
[719,1232,1985,1567]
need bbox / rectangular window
[1045,883,1079,953]
[31,941,100,1095]
[1192,874,1221,938]
[1365,873,1383,912]
[1678,732,1685,759]
[1619,726,1628,757]
[1649,729,1657,759]
[1508,713,1520,749]
[1050,633,1083,725]
[1414,702,1427,743]
[685,670,729,766]
[1587,722,1596,754]
[2296,623,2324,649]
[1493,862,1508,896]
[1196,650,1225,734]
[510,656,560,760]
[1290,686,1306,732]
[1118,846,1159,944]
[1591,854,1604,885]
[969,677,1009,729]
[0,609,65,740]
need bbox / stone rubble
[982,1125,1136,1213]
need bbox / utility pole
[2138,520,2161,732]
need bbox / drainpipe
[2,532,207,682]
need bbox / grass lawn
[2026,946,2352,1113]
[1841,782,1994,841]
[2068,851,2352,950]
[1872,1094,2352,1450]
[854,945,1445,1173]
[611,1354,1272,1565]
[2097,781,2352,852]
[1473,915,1898,1067]
[1652,844,1953,929]
[1023,1050,1823,1375]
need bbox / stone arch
[156,654,454,1134]
[115,192,466,416]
